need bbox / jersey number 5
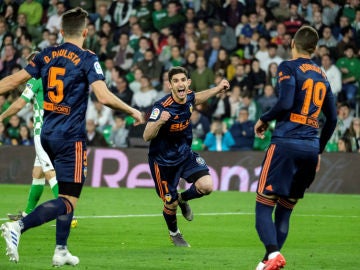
[48,67,65,103]
[301,78,326,118]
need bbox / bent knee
[196,178,213,195]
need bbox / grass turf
[0,184,359,269]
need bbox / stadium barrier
[0,146,359,194]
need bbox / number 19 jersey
[24,42,105,141]
[260,57,337,152]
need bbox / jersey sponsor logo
[196,157,206,166]
[43,101,71,115]
[94,61,103,75]
[290,113,319,128]
[169,120,189,132]
[150,108,160,120]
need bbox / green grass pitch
[0,184,359,269]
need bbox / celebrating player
[143,66,230,247]
[0,7,144,266]
[254,26,337,270]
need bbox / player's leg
[24,166,45,215]
[179,153,211,221]
[274,197,297,250]
[34,134,58,198]
[148,157,189,247]
[255,144,287,270]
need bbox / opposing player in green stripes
[0,53,58,220]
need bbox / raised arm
[91,80,144,125]
[143,110,171,142]
[0,70,32,95]
[194,79,230,105]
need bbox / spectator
[86,118,109,147]
[164,45,185,70]
[336,26,357,59]
[0,121,10,145]
[129,67,143,94]
[297,0,313,23]
[321,0,341,27]
[0,19,9,47]
[191,108,211,141]
[341,0,359,24]
[18,0,43,43]
[208,71,231,120]
[221,0,245,29]
[271,0,291,22]
[226,53,241,81]
[229,63,253,94]
[195,0,221,23]
[94,32,113,63]
[321,53,342,99]
[204,36,222,70]
[108,0,133,40]
[261,43,284,74]
[311,10,327,38]
[183,50,198,76]
[136,48,163,88]
[18,124,33,146]
[249,58,266,98]
[235,14,249,38]
[37,29,50,50]
[196,17,210,49]
[133,36,151,63]
[344,117,360,152]
[132,75,158,114]
[109,114,129,148]
[190,55,214,92]
[46,1,66,34]
[257,84,278,114]
[157,0,186,36]
[266,62,278,89]
[204,119,235,151]
[152,0,167,31]
[2,3,17,32]
[229,107,255,151]
[129,22,147,51]
[240,12,268,40]
[86,96,114,132]
[238,91,260,122]
[213,48,230,77]
[158,33,180,64]
[156,70,171,99]
[6,114,21,142]
[94,3,112,32]
[283,3,304,35]
[318,26,338,56]
[336,45,360,106]
[110,76,133,107]
[228,85,242,119]
[0,44,20,79]
[133,0,153,33]
[337,102,354,136]
[111,32,134,72]
[208,20,237,52]
[337,136,353,152]
[84,23,98,52]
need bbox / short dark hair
[61,7,88,37]
[293,26,319,55]
[168,66,188,82]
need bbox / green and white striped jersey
[21,78,43,136]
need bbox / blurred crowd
[0,0,359,153]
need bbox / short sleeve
[85,53,105,85]
[148,104,163,122]
[24,52,43,79]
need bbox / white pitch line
[0,212,359,222]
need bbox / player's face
[169,73,191,103]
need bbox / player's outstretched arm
[0,98,27,123]
[0,70,31,95]
[143,111,171,142]
[91,80,144,125]
[194,79,230,105]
